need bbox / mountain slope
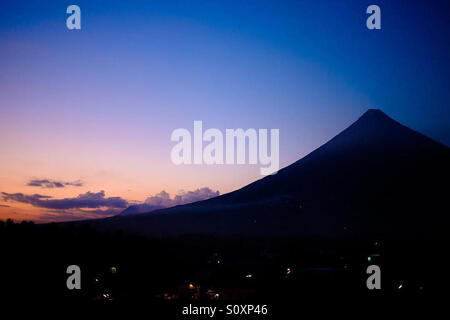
[118,203,165,216]
[91,109,449,238]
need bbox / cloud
[145,187,220,207]
[1,190,128,210]
[27,179,83,188]
[119,187,220,216]
[0,204,10,207]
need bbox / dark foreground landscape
[1,220,447,309]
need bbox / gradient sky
[1,0,449,222]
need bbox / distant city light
[102,292,113,301]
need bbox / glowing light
[245,274,253,278]
[102,293,112,300]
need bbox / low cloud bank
[120,187,220,216]
[145,187,220,207]
[1,190,128,210]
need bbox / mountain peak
[357,109,393,123]
[362,108,385,115]
[305,108,446,156]
[348,108,405,134]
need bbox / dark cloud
[1,190,128,210]
[0,204,10,207]
[27,179,83,188]
[1,193,51,205]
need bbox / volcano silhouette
[92,109,449,238]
